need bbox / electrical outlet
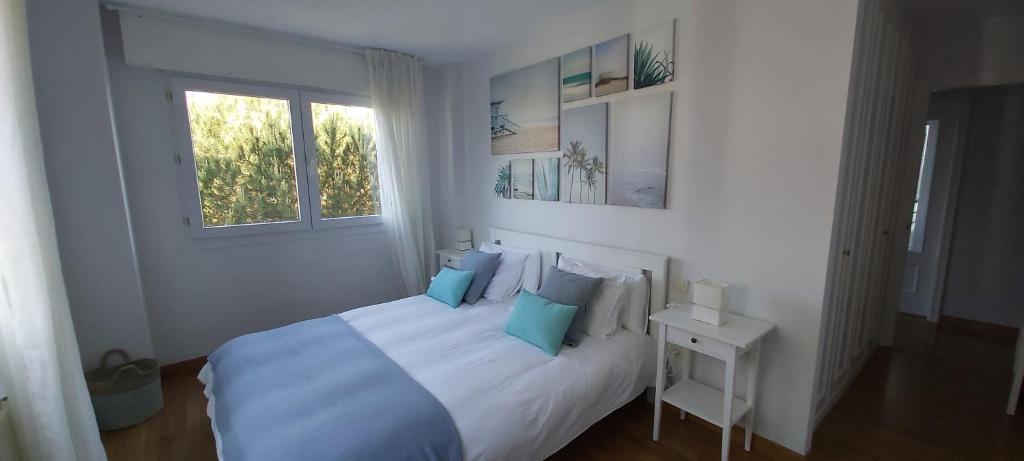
[672,276,689,294]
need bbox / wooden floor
[101,314,1022,460]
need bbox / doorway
[896,84,1024,328]
[897,93,969,322]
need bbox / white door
[899,93,969,320]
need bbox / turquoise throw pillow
[427,267,475,307]
[504,291,578,356]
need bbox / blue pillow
[427,267,475,308]
[536,266,602,347]
[457,250,501,304]
[504,291,578,356]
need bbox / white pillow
[557,257,626,338]
[479,248,527,302]
[480,242,542,294]
[559,256,649,333]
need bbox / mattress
[202,294,656,461]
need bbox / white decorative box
[691,303,729,326]
[691,279,730,326]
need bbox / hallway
[811,314,1022,460]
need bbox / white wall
[26,0,155,369]
[101,11,405,365]
[444,0,859,453]
[919,14,1024,90]
[942,85,1024,328]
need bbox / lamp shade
[456,228,472,242]
[693,279,729,310]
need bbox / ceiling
[106,0,623,63]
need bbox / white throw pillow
[621,273,650,333]
[557,257,626,338]
[559,256,649,333]
[480,242,542,296]
[479,244,529,301]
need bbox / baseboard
[160,356,207,376]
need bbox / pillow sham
[560,256,649,333]
[536,266,602,347]
[556,257,627,339]
[457,250,501,304]
[480,242,542,292]
[426,267,475,308]
[479,249,528,302]
[504,290,578,356]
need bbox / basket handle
[103,364,156,385]
[98,349,132,372]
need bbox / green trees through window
[186,91,299,227]
[310,103,380,218]
[184,90,381,229]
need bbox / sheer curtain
[366,49,435,296]
[0,0,107,459]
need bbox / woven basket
[86,349,163,430]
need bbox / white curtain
[0,0,108,459]
[366,49,435,296]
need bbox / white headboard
[489,228,669,334]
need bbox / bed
[199,228,669,461]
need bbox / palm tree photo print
[560,104,607,204]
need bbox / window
[908,120,939,253]
[300,92,382,229]
[171,78,381,238]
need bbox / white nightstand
[434,248,467,272]
[649,304,774,461]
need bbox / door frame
[923,92,971,322]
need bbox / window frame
[170,77,385,239]
[299,91,384,229]
[171,77,312,238]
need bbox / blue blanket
[207,315,463,461]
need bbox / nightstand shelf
[662,380,750,428]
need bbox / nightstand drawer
[442,256,459,268]
[666,327,732,360]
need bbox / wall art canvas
[561,47,591,103]
[608,92,671,208]
[511,158,535,199]
[494,161,511,198]
[560,103,607,204]
[594,34,629,97]
[490,58,560,154]
[632,20,675,89]
[534,157,560,201]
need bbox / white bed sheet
[339,295,656,461]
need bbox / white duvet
[339,295,656,461]
[201,294,656,461]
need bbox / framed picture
[608,92,672,208]
[632,20,675,89]
[511,158,535,199]
[534,157,560,201]
[490,58,560,154]
[560,103,607,204]
[561,47,591,103]
[594,35,629,97]
[494,161,511,199]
